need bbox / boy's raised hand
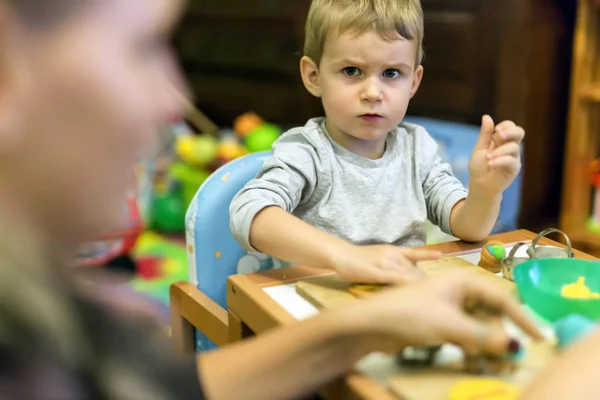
[468,115,524,196]
[332,244,442,284]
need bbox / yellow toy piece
[448,378,520,400]
[347,283,388,298]
[217,139,247,162]
[352,283,383,291]
[175,134,218,167]
[561,276,600,299]
[175,135,195,163]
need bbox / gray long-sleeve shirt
[230,117,468,252]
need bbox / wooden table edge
[229,229,537,291]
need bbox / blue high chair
[172,151,273,352]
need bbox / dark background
[173,0,578,232]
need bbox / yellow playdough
[448,378,520,400]
[561,276,600,299]
[351,284,383,292]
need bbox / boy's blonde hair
[304,0,424,67]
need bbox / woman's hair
[4,0,88,27]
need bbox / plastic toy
[513,258,600,322]
[244,123,281,152]
[145,109,280,236]
[150,189,187,234]
[175,134,219,167]
[553,314,597,349]
[448,378,519,400]
[169,163,210,208]
[233,112,265,137]
[478,240,505,273]
[233,112,281,152]
[214,136,248,168]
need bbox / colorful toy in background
[234,112,282,153]
[589,159,600,235]
[73,107,281,273]
[149,111,282,235]
[145,121,195,234]
[130,231,189,306]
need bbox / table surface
[226,229,597,399]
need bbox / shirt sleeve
[416,127,468,236]
[229,128,320,251]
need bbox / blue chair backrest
[185,151,271,351]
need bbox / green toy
[513,258,600,323]
[487,245,506,260]
[245,123,281,152]
[169,163,210,207]
[150,189,186,234]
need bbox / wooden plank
[296,256,515,310]
[296,275,355,309]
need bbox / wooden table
[226,229,597,399]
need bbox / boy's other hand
[468,115,524,196]
[331,244,442,284]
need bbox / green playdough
[487,244,506,260]
[245,123,281,152]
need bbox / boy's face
[301,30,423,153]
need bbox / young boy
[229,0,524,284]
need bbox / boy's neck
[324,119,387,160]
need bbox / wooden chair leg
[170,282,196,354]
[228,310,254,342]
[170,281,229,353]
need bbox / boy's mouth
[359,113,383,122]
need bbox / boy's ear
[409,65,424,99]
[300,56,322,98]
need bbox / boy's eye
[342,67,361,77]
[383,69,401,79]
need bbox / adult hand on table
[352,271,544,355]
[201,271,544,400]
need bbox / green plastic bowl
[513,258,600,323]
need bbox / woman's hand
[352,271,544,355]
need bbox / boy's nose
[361,79,383,102]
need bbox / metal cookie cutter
[502,228,574,281]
